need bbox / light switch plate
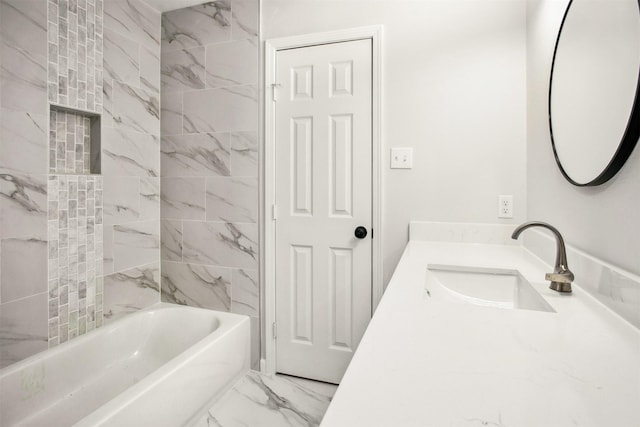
[391,148,413,169]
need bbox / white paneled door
[274,39,373,384]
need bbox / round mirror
[549,0,640,186]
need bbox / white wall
[526,0,640,276]
[262,0,528,284]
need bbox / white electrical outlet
[390,148,413,169]
[498,195,513,218]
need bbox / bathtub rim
[0,303,251,427]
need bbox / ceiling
[142,0,207,12]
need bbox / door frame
[263,26,383,375]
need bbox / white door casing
[263,26,382,380]
[274,39,372,384]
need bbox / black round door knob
[354,226,368,239]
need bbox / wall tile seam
[162,82,258,96]
[0,290,50,307]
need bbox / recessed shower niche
[49,105,101,175]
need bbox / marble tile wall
[45,0,105,347]
[1,0,50,368]
[101,0,161,325]
[0,0,161,368]
[47,0,103,112]
[47,174,103,345]
[159,0,260,368]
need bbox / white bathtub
[0,303,250,426]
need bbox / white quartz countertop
[321,241,640,427]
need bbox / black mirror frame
[548,0,640,187]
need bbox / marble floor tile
[195,371,337,427]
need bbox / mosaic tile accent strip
[47,0,104,113]
[49,108,92,174]
[47,174,104,346]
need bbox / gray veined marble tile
[231,268,258,317]
[112,81,160,136]
[206,177,257,223]
[200,371,334,427]
[102,78,115,128]
[139,177,160,220]
[0,172,48,240]
[205,38,257,88]
[183,85,257,134]
[161,2,231,53]
[112,220,160,272]
[103,28,140,87]
[230,132,257,177]
[1,0,48,112]
[231,0,258,40]
[161,177,206,220]
[161,133,230,177]
[140,45,160,94]
[183,221,257,269]
[103,0,160,50]
[102,126,160,177]
[103,262,160,324]
[161,261,231,311]
[0,0,47,57]
[0,293,49,369]
[161,46,206,92]
[0,110,47,175]
[0,39,47,113]
[1,237,48,303]
[102,224,115,275]
[161,219,182,261]
[102,176,140,225]
[250,316,259,369]
[160,91,182,136]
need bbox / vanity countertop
[320,241,640,427]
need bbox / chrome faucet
[511,221,574,293]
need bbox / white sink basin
[426,265,555,313]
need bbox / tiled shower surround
[159,1,260,368]
[1,0,259,369]
[0,0,162,368]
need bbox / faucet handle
[544,271,574,283]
